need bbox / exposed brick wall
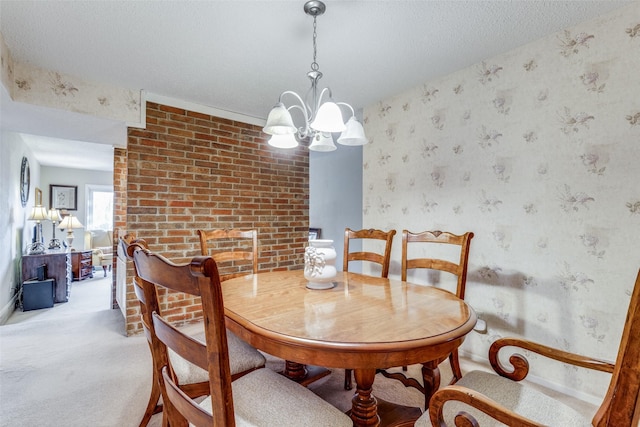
[121,102,309,335]
[112,147,127,311]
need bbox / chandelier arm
[279,91,312,137]
[314,87,333,114]
[288,104,313,138]
[336,102,356,118]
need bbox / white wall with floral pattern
[362,4,639,402]
[0,32,143,128]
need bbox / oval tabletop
[222,270,477,369]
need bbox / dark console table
[22,252,72,303]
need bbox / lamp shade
[28,206,49,221]
[48,208,63,223]
[337,117,368,146]
[263,103,296,135]
[268,134,299,149]
[310,102,346,133]
[308,132,337,152]
[58,215,84,230]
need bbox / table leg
[350,368,379,426]
[281,361,331,387]
[283,360,307,381]
[348,369,421,427]
[421,360,441,409]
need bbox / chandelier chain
[311,16,319,72]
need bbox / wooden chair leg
[139,366,163,427]
[448,349,462,384]
[344,369,352,390]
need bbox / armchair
[86,229,113,277]
[416,269,640,427]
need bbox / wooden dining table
[222,270,477,427]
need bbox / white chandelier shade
[268,134,299,149]
[308,132,337,152]
[337,116,368,146]
[263,103,297,136]
[309,101,346,133]
[263,0,368,151]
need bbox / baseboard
[0,294,18,325]
[459,349,602,407]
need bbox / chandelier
[263,0,368,151]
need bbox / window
[85,184,113,231]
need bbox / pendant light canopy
[263,1,368,151]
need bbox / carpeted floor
[0,273,596,426]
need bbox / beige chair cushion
[169,329,266,384]
[415,370,591,427]
[196,368,352,426]
[88,230,114,268]
[90,229,113,251]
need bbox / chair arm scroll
[489,337,614,381]
[429,385,545,427]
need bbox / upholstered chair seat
[196,368,352,427]
[414,370,590,427]
[169,328,266,384]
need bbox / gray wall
[309,145,363,271]
[0,131,40,323]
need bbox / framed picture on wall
[309,228,321,240]
[50,184,78,210]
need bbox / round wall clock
[20,156,30,207]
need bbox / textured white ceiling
[0,0,633,170]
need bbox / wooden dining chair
[199,228,330,388]
[386,229,474,384]
[342,227,396,389]
[131,245,353,427]
[417,268,640,427]
[120,237,265,427]
[343,227,396,278]
[197,228,258,282]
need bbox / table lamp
[58,214,84,251]
[27,205,49,255]
[47,208,63,249]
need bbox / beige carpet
[0,274,596,426]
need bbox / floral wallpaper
[362,4,639,401]
[0,32,143,127]
[0,32,14,96]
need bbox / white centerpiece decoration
[304,239,337,289]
